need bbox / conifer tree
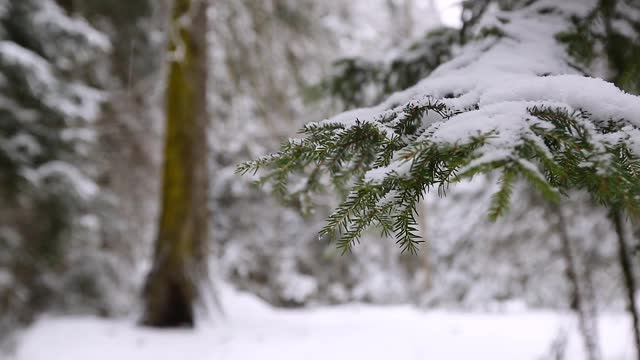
[0,0,109,336]
[318,26,457,109]
[241,0,640,355]
[560,1,640,353]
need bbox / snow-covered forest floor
[11,286,635,360]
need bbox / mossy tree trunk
[141,0,210,328]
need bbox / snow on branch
[239,0,640,252]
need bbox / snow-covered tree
[0,0,111,336]
[317,26,457,109]
[241,0,640,355]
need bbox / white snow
[364,158,413,183]
[0,41,106,122]
[11,286,636,360]
[33,1,111,53]
[434,0,462,28]
[480,75,640,126]
[311,0,640,187]
[0,41,55,90]
[22,161,99,200]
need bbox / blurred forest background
[0,0,639,357]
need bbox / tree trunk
[141,0,210,328]
[555,207,601,360]
[612,210,640,360]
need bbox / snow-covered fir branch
[240,0,640,252]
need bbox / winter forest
[1,0,640,359]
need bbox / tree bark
[612,210,640,360]
[141,0,210,327]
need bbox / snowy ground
[11,287,636,360]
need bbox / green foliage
[558,0,640,95]
[315,27,459,108]
[239,0,640,254]
[239,95,640,253]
